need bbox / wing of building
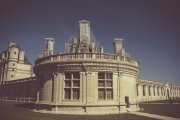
[0,20,180,114]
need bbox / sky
[0,0,180,85]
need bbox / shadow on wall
[14,103,35,110]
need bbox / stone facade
[0,20,180,114]
[0,42,33,81]
[136,78,180,102]
[0,42,36,101]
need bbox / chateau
[0,20,180,114]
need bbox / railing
[35,53,139,66]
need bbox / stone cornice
[34,62,139,77]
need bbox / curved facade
[33,52,140,114]
[33,20,140,114]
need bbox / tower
[45,38,55,55]
[79,20,90,47]
[113,38,123,54]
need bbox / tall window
[64,72,80,100]
[98,73,113,100]
[161,88,163,96]
[149,86,151,96]
[153,86,155,96]
[143,85,146,96]
[136,85,139,96]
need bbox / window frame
[98,72,113,100]
[64,72,80,100]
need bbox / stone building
[0,42,36,101]
[0,20,180,114]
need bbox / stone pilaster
[60,73,64,101]
[113,73,118,102]
[36,75,41,103]
[58,73,63,103]
[86,71,92,103]
[80,72,86,103]
[53,72,58,103]
[118,72,125,104]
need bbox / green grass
[140,99,180,103]
[140,103,180,118]
[0,101,158,120]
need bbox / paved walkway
[129,112,180,120]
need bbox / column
[119,72,125,104]
[53,72,58,103]
[60,73,64,102]
[36,75,40,103]
[80,72,86,103]
[58,73,63,103]
[86,71,92,103]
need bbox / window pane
[73,72,80,79]
[106,81,112,87]
[73,89,79,99]
[98,89,105,100]
[65,73,71,79]
[65,81,71,87]
[65,89,71,99]
[98,81,105,87]
[98,73,105,79]
[73,81,79,87]
[106,73,112,79]
[107,89,113,99]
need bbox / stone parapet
[35,53,138,67]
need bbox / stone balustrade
[35,53,138,66]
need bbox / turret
[9,44,19,61]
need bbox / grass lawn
[0,101,158,120]
[140,101,180,118]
